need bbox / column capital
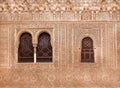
[33,43,37,48]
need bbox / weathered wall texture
[0,0,120,88]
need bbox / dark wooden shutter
[18,33,34,62]
[81,37,94,63]
[37,33,52,62]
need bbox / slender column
[33,44,37,63]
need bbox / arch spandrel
[35,29,53,46]
[17,30,34,48]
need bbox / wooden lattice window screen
[18,33,34,62]
[37,33,52,62]
[81,37,94,63]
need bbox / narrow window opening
[18,33,34,63]
[37,32,52,62]
[81,37,94,63]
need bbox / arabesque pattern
[0,0,119,21]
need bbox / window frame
[18,32,34,63]
[81,37,94,63]
[16,29,54,64]
[36,32,53,63]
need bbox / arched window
[37,32,52,62]
[18,33,34,62]
[81,37,94,63]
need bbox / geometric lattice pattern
[37,32,52,62]
[18,33,34,62]
[81,37,94,62]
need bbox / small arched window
[81,37,94,63]
[18,33,34,62]
[37,32,52,62]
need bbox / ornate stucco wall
[0,0,120,88]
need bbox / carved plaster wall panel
[73,26,101,68]
[0,25,10,67]
[0,0,119,88]
[117,22,120,68]
[2,22,115,69]
[0,21,119,88]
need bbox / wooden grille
[18,33,34,62]
[81,37,94,63]
[37,33,52,62]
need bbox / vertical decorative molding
[65,23,67,67]
[107,23,110,68]
[104,23,108,68]
[8,25,10,67]
[66,23,69,68]
[115,23,117,69]
[72,26,74,67]
[54,23,59,68]
[58,23,60,68]
[111,23,114,68]
[101,24,103,68]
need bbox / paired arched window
[18,33,34,62]
[18,32,52,63]
[81,37,94,63]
